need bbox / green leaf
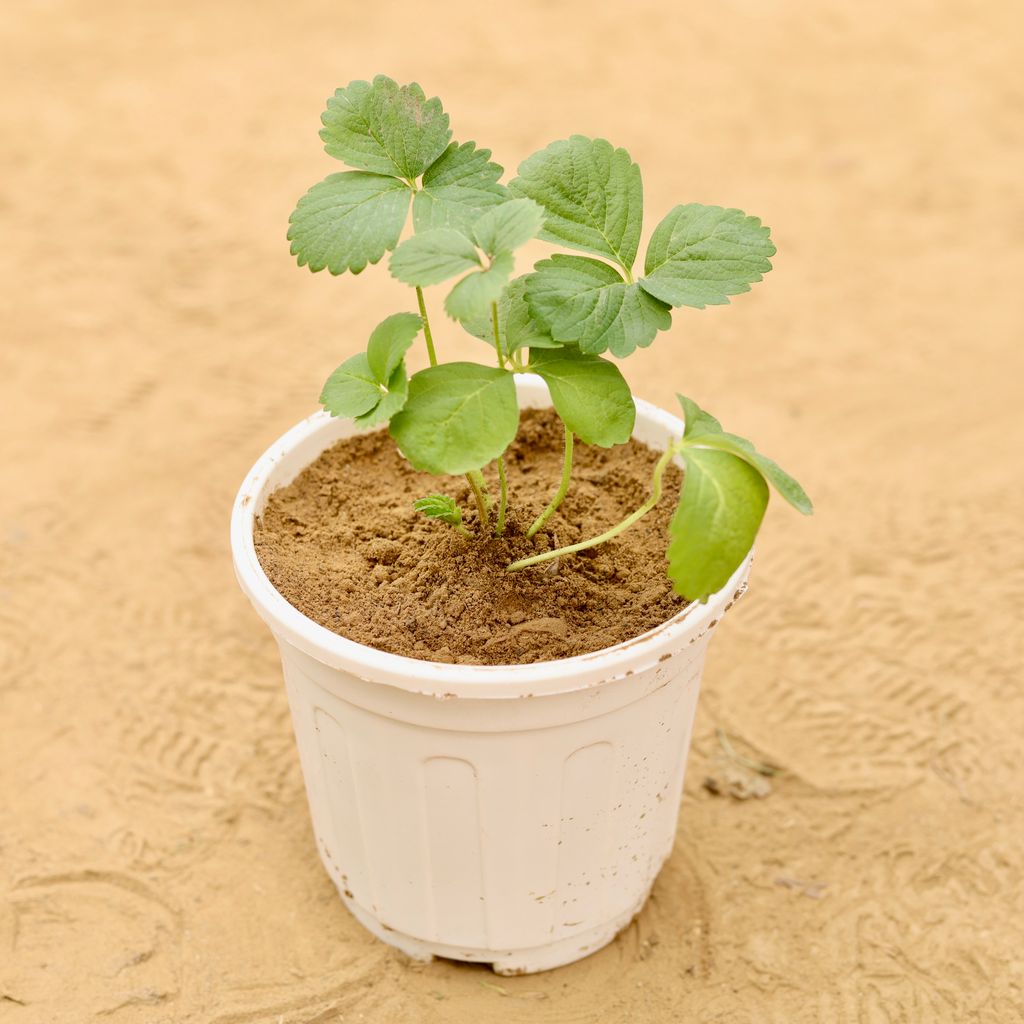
[471,198,545,257]
[444,251,515,322]
[390,229,480,286]
[641,204,775,309]
[320,76,451,180]
[525,255,671,357]
[667,447,768,602]
[463,277,560,354]
[288,172,412,275]
[531,349,635,447]
[509,136,643,271]
[320,353,384,418]
[676,393,723,438]
[413,142,508,232]
[320,315,419,426]
[353,361,409,428]
[390,363,519,474]
[366,312,422,383]
[675,393,812,514]
[687,431,813,515]
[414,494,464,528]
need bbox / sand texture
[2,1,1022,1020]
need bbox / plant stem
[466,471,489,529]
[468,469,493,510]
[526,423,574,539]
[508,440,681,572]
[415,286,438,367]
[488,298,509,537]
[491,301,504,367]
[496,455,508,536]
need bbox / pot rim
[230,378,752,699]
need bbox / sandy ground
[2,0,1023,1020]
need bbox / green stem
[526,423,574,539]
[491,301,505,367]
[509,440,681,572]
[468,469,493,511]
[466,471,489,529]
[496,456,508,536]
[415,286,438,367]
[489,299,509,537]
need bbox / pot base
[335,881,652,976]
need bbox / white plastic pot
[231,375,751,975]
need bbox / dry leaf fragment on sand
[775,875,828,899]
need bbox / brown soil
[254,409,688,664]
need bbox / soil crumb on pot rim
[254,408,689,665]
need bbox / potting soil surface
[255,409,690,664]
[2,1,1023,1020]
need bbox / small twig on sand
[716,727,783,777]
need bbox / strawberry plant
[288,75,811,602]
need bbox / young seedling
[289,75,812,603]
[413,495,471,537]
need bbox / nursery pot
[230,375,751,975]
